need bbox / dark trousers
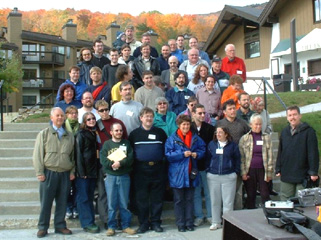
[66,180,77,213]
[172,187,195,228]
[97,168,108,224]
[244,168,270,209]
[134,162,165,228]
[38,169,70,230]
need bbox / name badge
[126,110,133,117]
[237,70,243,74]
[256,140,263,146]
[216,149,223,154]
[184,95,190,100]
[148,134,156,140]
[119,145,127,152]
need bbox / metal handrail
[0,80,3,131]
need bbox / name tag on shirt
[237,70,243,74]
[256,140,263,146]
[119,145,127,153]
[148,134,156,140]
[126,110,133,117]
[216,149,223,154]
[184,95,190,100]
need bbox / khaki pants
[280,181,304,201]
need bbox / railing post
[0,80,4,131]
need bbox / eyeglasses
[82,53,91,56]
[197,112,206,115]
[114,130,123,132]
[158,102,167,105]
[98,108,109,113]
[86,118,96,122]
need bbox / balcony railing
[22,51,65,65]
[22,77,65,90]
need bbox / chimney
[62,19,77,42]
[6,7,22,44]
[106,22,120,48]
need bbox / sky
[2,0,268,16]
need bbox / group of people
[32,25,319,238]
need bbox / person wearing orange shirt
[220,75,245,109]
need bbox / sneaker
[209,223,222,230]
[65,211,72,219]
[106,228,115,236]
[194,218,204,227]
[84,224,100,233]
[72,210,79,219]
[122,227,136,235]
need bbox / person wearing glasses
[75,112,101,233]
[78,47,95,86]
[78,91,101,124]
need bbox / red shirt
[221,56,246,82]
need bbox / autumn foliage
[0,8,217,46]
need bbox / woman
[206,126,240,230]
[187,64,208,94]
[75,112,100,233]
[111,65,135,104]
[239,114,273,209]
[165,115,206,232]
[153,97,177,136]
[54,84,82,112]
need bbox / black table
[222,207,316,240]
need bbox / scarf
[177,128,193,174]
[92,81,107,100]
[65,119,79,136]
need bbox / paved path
[270,102,321,118]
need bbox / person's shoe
[106,228,115,236]
[186,226,194,231]
[65,211,72,219]
[178,226,186,232]
[151,225,163,232]
[209,223,222,230]
[194,218,204,227]
[72,210,79,219]
[122,227,136,235]
[270,190,279,196]
[136,225,148,234]
[55,228,72,235]
[84,224,100,233]
[37,230,48,238]
[256,190,261,196]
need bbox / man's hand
[37,175,46,182]
[242,175,249,181]
[266,177,272,182]
[276,173,281,177]
[184,151,192,157]
[112,161,120,170]
[191,152,197,159]
[311,175,319,181]
[70,174,75,181]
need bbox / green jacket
[239,131,273,181]
[33,126,75,176]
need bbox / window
[23,69,37,80]
[52,46,65,54]
[284,62,300,76]
[53,70,65,80]
[244,25,260,59]
[23,96,37,106]
[308,58,321,76]
[66,47,71,59]
[40,45,45,58]
[22,44,37,55]
[314,0,321,22]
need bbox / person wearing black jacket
[75,112,100,233]
[92,39,111,70]
[276,106,319,200]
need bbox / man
[133,32,159,58]
[168,39,184,64]
[86,67,111,105]
[210,56,230,94]
[165,70,194,115]
[176,35,186,53]
[118,44,135,65]
[78,91,101,123]
[196,74,222,126]
[179,48,209,82]
[221,44,246,82]
[109,82,143,134]
[191,104,215,227]
[217,99,250,210]
[124,25,142,56]
[276,106,319,200]
[112,65,135,104]
[78,47,95,86]
[131,43,161,90]
[56,66,87,102]
[33,107,75,238]
[129,107,167,233]
[186,37,211,65]
[221,74,246,109]
[92,39,111,69]
[102,48,123,88]
[100,123,136,236]
[134,71,165,110]
[236,92,254,124]
[161,56,181,91]
[157,44,171,71]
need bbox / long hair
[214,126,233,142]
[192,64,208,84]
[80,112,96,130]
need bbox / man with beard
[78,48,95,86]
[236,93,254,124]
[78,91,101,123]
[161,56,183,91]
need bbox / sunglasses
[98,108,109,113]
[86,118,96,122]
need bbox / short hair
[139,107,154,117]
[119,81,132,92]
[142,32,151,37]
[95,99,109,110]
[140,43,150,50]
[121,44,131,51]
[125,25,134,31]
[174,70,188,82]
[168,39,176,44]
[81,91,93,99]
[229,74,243,85]
[110,122,122,131]
[155,96,168,110]
[162,44,170,49]
[153,76,165,87]
[90,66,102,75]
[249,113,262,124]
[214,126,233,142]
[109,47,119,54]
[69,65,80,72]
[189,36,198,42]
[286,105,300,114]
[187,96,198,104]
[79,47,92,61]
[176,114,191,126]
[205,74,216,83]
[93,39,103,47]
[58,84,75,101]
[142,70,154,79]
[80,112,96,129]
[176,35,185,40]
[50,107,64,117]
[116,65,130,81]
[188,48,199,56]
[65,105,78,115]
[225,43,235,52]
[222,99,236,111]
[238,92,249,100]
[192,103,205,113]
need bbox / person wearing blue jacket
[165,115,206,232]
[206,126,240,231]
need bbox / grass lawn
[18,109,51,123]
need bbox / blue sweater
[56,79,87,102]
[165,87,195,115]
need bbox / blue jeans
[105,174,131,229]
[75,177,96,228]
[194,170,212,219]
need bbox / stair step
[0,178,38,189]
[0,167,35,178]
[0,139,35,148]
[0,148,34,157]
[0,131,39,139]
[0,189,39,202]
[0,157,33,167]
[0,201,41,215]
[4,123,48,131]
